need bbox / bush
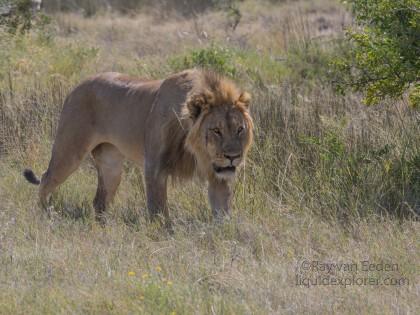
[0,0,51,34]
[169,45,237,77]
[334,0,420,107]
[0,0,33,33]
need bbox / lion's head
[184,72,253,180]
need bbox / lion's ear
[238,91,251,109]
[187,93,209,120]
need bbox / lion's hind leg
[92,143,124,223]
[39,150,91,209]
[38,128,96,211]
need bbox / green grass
[0,0,419,313]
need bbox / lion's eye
[212,128,222,136]
[237,126,244,134]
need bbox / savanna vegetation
[0,0,419,314]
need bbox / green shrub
[0,0,33,33]
[0,0,52,37]
[169,45,237,77]
[334,0,420,107]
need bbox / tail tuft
[23,169,40,185]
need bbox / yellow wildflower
[128,271,136,276]
[155,266,162,272]
[384,160,392,173]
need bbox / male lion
[23,69,253,224]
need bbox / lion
[23,69,253,225]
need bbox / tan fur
[23,69,253,224]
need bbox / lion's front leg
[145,167,170,226]
[208,178,233,221]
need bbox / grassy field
[0,0,419,314]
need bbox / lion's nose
[224,153,241,163]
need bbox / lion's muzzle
[212,153,243,179]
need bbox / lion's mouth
[213,165,236,174]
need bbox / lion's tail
[23,169,41,185]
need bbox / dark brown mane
[160,116,196,180]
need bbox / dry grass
[0,0,419,314]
